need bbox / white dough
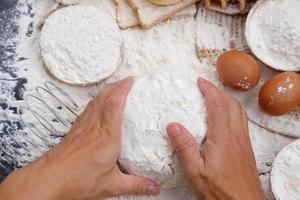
[108,18,207,187]
[40,5,122,85]
[119,70,207,188]
[270,139,300,200]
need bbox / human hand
[167,78,264,200]
[0,77,160,200]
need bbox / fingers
[241,109,249,134]
[197,78,230,138]
[93,81,122,113]
[117,173,160,196]
[220,90,246,134]
[100,77,133,134]
[167,123,204,177]
[197,77,249,140]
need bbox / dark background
[0,0,26,182]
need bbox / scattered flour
[0,0,298,199]
[40,5,122,85]
[277,86,287,93]
[270,139,300,200]
[246,0,300,71]
[106,17,198,84]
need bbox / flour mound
[40,5,122,85]
[246,0,300,71]
[119,71,207,188]
[270,139,300,200]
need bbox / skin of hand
[167,78,265,200]
[0,77,160,200]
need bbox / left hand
[0,77,160,200]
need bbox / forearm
[0,156,66,200]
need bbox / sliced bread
[127,0,199,29]
[56,0,81,5]
[117,0,139,29]
[117,0,197,29]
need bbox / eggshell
[258,72,300,116]
[216,50,260,90]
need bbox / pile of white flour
[270,139,300,200]
[1,0,297,199]
[40,5,122,85]
[246,0,300,71]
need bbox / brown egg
[216,50,260,90]
[259,72,300,116]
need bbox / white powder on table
[246,0,300,71]
[56,0,81,4]
[270,139,300,200]
[0,0,296,199]
[40,5,122,85]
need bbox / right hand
[167,78,264,200]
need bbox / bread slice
[171,5,197,19]
[117,0,197,29]
[117,0,139,29]
[127,0,199,29]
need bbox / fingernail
[120,77,133,89]
[146,184,160,196]
[197,78,207,95]
[167,123,181,136]
[197,77,206,83]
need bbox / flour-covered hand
[0,77,160,200]
[167,78,264,200]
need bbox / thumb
[167,123,204,175]
[117,173,160,196]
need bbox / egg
[216,50,260,90]
[259,72,300,116]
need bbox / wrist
[0,153,74,200]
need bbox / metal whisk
[1,81,80,167]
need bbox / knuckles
[104,98,118,110]
[174,135,195,155]
[132,179,147,195]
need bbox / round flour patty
[40,5,122,85]
[270,139,300,200]
[119,71,207,188]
